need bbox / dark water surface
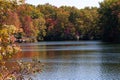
[14,41,120,80]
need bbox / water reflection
[100,43,120,80]
[13,41,120,80]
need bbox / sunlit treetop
[1,0,25,4]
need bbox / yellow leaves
[0,28,8,37]
[0,25,17,41]
[0,47,4,60]
[0,24,21,60]
[0,25,18,44]
[4,25,17,34]
[0,47,5,53]
[13,45,21,53]
[6,45,13,54]
[0,54,3,60]
[57,10,69,23]
[0,45,21,60]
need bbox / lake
[13,41,120,80]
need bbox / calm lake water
[14,41,120,80]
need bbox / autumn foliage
[1,0,120,42]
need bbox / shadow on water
[99,42,120,80]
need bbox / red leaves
[46,18,57,31]
[22,16,35,37]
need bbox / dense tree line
[1,0,120,42]
[99,0,120,42]
[37,4,100,41]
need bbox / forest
[0,0,120,42]
[1,0,120,79]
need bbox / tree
[0,25,21,60]
[0,0,15,25]
[37,3,57,19]
[99,0,120,42]
[33,17,46,41]
[5,10,21,28]
[22,16,37,39]
[17,4,40,42]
